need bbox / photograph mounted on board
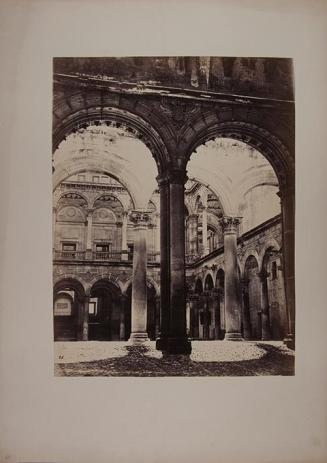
[52,57,295,377]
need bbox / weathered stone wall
[54,57,294,100]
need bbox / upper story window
[61,242,77,259]
[127,243,134,258]
[96,243,110,253]
[92,175,100,183]
[77,174,86,182]
[62,242,76,251]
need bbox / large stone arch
[53,275,87,297]
[121,276,160,297]
[204,273,214,291]
[182,119,295,347]
[89,278,122,298]
[182,120,294,189]
[215,267,225,288]
[52,105,171,175]
[259,237,281,272]
[84,274,123,296]
[194,277,203,294]
[240,248,261,277]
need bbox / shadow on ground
[55,343,295,377]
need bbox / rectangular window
[127,243,134,259]
[77,174,85,182]
[88,301,97,315]
[54,301,72,316]
[62,243,76,251]
[92,175,99,183]
[96,244,110,253]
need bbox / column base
[128,332,149,345]
[224,332,244,341]
[82,325,88,341]
[156,336,168,352]
[164,337,192,355]
[283,334,295,350]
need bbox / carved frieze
[159,97,201,129]
[57,205,86,222]
[92,207,116,224]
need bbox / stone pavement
[54,341,294,377]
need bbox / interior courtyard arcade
[53,58,295,355]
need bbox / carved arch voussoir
[180,120,294,189]
[53,105,171,174]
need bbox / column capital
[86,208,94,216]
[157,167,188,185]
[220,216,242,233]
[129,210,151,227]
[188,213,198,220]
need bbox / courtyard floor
[54,340,295,377]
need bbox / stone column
[202,194,209,256]
[220,216,243,340]
[192,294,200,339]
[121,211,128,261]
[203,291,210,340]
[241,277,252,340]
[212,289,220,340]
[85,209,93,260]
[52,207,57,251]
[156,175,170,351]
[166,169,191,355]
[82,296,89,341]
[119,294,127,341]
[155,213,161,262]
[279,186,295,349]
[188,214,198,257]
[186,300,191,336]
[258,270,271,340]
[128,210,150,344]
[155,295,161,338]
